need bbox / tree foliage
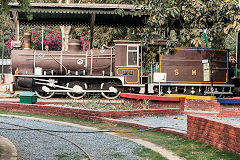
[0,0,30,13]
[139,0,240,49]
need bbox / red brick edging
[187,115,240,154]
[0,101,182,119]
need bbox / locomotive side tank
[160,49,229,83]
[12,49,114,76]
[149,48,234,96]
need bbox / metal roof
[9,3,147,27]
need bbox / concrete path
[131,139,185,160]
[0,114,185,160]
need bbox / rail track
[0,121,93,160]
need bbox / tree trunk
[60,26,71,51]
[59,0,72,51]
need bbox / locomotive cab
[114,41,141,82]
[114,40,144,93]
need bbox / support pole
[90,48,93,75]
[1,34,4,83]
[110,47,113,76]
[209,53,214,96]
[140,42,143,84]
[236,32,240,77]
[89,13,96,76]
[42,26,44,51]
[90,14,96,49]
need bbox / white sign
[12,41,21,48]
[202,59,209,64]
[153,73,167,83]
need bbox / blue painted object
[217,98,240,104]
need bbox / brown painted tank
[11,48,115,76]
[159,48,229,84]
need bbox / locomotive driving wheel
[67,82,87,99]
[101,83,120,99]
[35,86,55,99]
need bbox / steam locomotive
[12,36,236,99]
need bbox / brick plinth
[0,102,182,119]
[187,115,240,154]
[219,104,240,118]
[184,99,220,112]
[124,99,185,110]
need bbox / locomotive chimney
[68,39,81,52]
[23,32,31,50]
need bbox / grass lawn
[0,110,239,160]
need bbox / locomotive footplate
[148,83,234,96]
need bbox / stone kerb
[187,114,240,154]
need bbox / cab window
[127,46,139,66]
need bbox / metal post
[150,63,153,83]
[140,42,143,84]
[235,1,240,77]
[42,25,44,51]
[60,50,63,74]
[110,47,113,76]
[1,34,4,83]
[33,50,36,74]
[17,22,20,42]
[90,49,93,75]
[236,32,240,78]
[209,55,214,96]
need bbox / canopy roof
[9,3,147,27]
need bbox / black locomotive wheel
[34,85,55,99]
[100,83,120,99]
[67,82,87,99]
[35,90,55,99]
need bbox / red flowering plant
[79,32,89,51]
[32,26,62,51]
[4,37,14,53]
[74,27,89,51]
[32,30,42,50]
[44,27,62,50]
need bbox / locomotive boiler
[12,39,144,99]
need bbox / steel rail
[0,121,92,160]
